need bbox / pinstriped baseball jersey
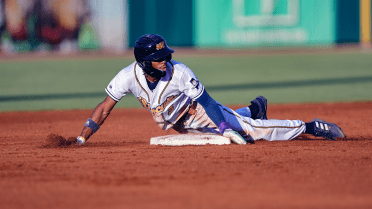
[105,60,205,130]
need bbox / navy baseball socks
[249,96,268,120]
[305,118,346,140]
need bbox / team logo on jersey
[137,95,178,115]
[190,78,199,89]
[137,96,151,110]
[156,42,165,50]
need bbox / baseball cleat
[242,135,255,144]
[308,118,346,140]
[250,96,268,120]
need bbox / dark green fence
[336,0,360,43]
[128,0,193,47]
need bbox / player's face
[151,57,167,71]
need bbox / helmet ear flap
[143,61,152,73]
[165,54,172,62]
[137,60,145,69]
[137,60,151,74]
[139,61,165,79]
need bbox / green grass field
[1,51,371,112]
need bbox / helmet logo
[156,42,165,50]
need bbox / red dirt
[0,102,371,209]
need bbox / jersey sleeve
[179,65,205,100]
[105,67,133,102]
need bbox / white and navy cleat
[223,129,247,145]
[309,118,346,140]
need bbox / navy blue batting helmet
[134,34,174,78]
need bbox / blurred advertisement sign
[232,0,299,27]
[195,0,335,47]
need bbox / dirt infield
[0,102,371,209]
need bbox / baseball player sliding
[76,34,345,145]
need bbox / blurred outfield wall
[193,0,370,47]
[0,0,371,53]
[128,0,371,47]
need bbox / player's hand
[76,136,86,145]
[222,128,247,145]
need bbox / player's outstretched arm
[77,96,117,145]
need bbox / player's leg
[235,106,251,118]
[235,96,268,119]
[173,101,303,141]
[174,102,345,141]
[220,105,305,141]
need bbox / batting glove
[76,136,86,145]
